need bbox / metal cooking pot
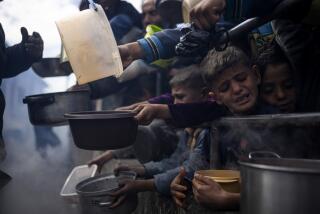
[76,173,137,214]
[32,58,73,77]
[23,90,92,126]
[240,152,320,214]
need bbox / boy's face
[172,85,206,104]
[261,63,296,113]
[212,63,260,114]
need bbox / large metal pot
[76,173,137,214]
[240,152,320,214]
[23,90,92,126]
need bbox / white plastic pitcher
[55,4,123,85]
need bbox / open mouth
[278,102,294,111]
[235,93,251,105]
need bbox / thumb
[176,167,186,182]
[179,167,186,177]
[20,27,29,43]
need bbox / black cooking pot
[65,111,138,150]
[76,173,137,214]
[240,152,320,214]
[0,170,11,190]
[32,58,73,77]
[23,90,92,126]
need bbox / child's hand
[170,167,187,208]
[132,103,171,125]
[109,179,149,208]
[87,150,114,173]
[192,173,240,210]
[115,101,148,111]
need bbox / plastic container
[55,4,123,85]
[196,170,241,193]
[60,164,98,203]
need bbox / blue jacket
[137,0,283,63]
[144,128,211,196]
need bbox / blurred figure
[0,24,43,161]
[80,0,142,42]
[142,0,163,28]
[256,44,297,113]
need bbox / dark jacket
[0,23,34,161]
[106,0,142,29]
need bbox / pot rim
[25,90,90,99]
[65,110,136,119]
[239,158,320,174]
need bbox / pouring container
[56,4,123,85]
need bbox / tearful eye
[218,82,230,93]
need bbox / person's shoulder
[118,1,137,10]
[256,101,280,115]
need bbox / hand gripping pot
[76,173,137,214]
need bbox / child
[169,46,278,210]
[110,65,211,207]
[256,45,297,113]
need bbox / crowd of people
[86,0,320,212]
[0,0,320,212]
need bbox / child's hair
[169,65,206,90]
[255,44,292,76]
[201,46,251,85]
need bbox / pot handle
[98,201,112,207]
[249,151,281,159]
[23,95,55,105]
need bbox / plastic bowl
[60,164,98,203]
[65,111,138,150]
[196,170,241,193]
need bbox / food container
[240,153,320,214]
[60,164,98,203]
[196,170,241,193]
[76,173,137,214]
[65,111,138,150]
[23,90,92,126]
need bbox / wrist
[136,179,155,191]
[218,191,240,210]
[128,42,145,61]
[155,104,171,119]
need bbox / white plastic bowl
[60,164,98,203]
